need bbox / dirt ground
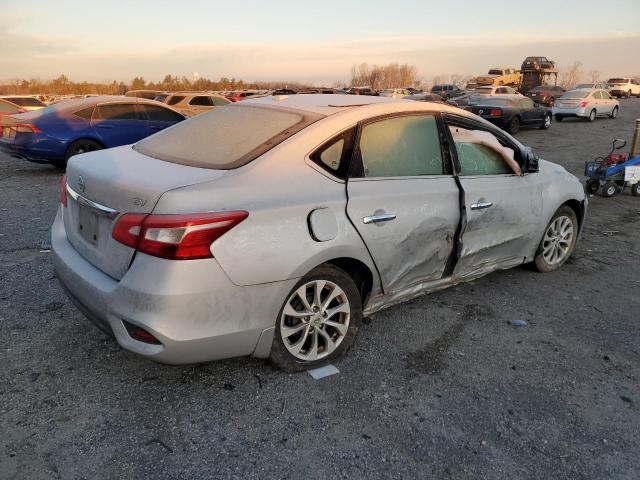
[1,100,639,480]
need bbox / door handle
[363,214,396,224]
[470,201,493,211]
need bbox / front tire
[631,183,640,197]
[626,90,631,98]
[534,206,578,273]
[610,106,618,119]
[602,182,617,198]
[540,114,551,129]
[270,265,362,372]
[508,116,520,134]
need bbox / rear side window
[134,105,321,169]
[310,127,356,179]
[167,96,185,105]
[355,115,444,178]
[139,104,184,122]
[96,103,140,120]
[189,96,213,106]
[74,106,95,119]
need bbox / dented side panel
[346,176,460,293]
[454,173,543,276]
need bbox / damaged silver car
[52,94,587,371]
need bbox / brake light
[14,123,40,133]
[60,174,67,207]
[579,101,588,108]
[112,211,249,260]
[489,108,502,117]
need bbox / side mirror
[524,148,539,172]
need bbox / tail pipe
[631,118,640,158]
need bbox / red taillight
[112,211,249,260]
[579,101,588,108]
[60,174,68,207]
[489,108,502,117]
[14,123,40,133]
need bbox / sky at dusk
[1,0,639,84]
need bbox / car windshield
[575,84,592,89]
[134,105,321,169]
[608,79,627,84]
[3,97,46,107]
[561,91,589,99]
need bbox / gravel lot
[1,101,639,480]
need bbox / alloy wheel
[280,280,350,361]
[541,216,574,265]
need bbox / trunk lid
[63,145,227,280]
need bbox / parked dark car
[521,56,556,72]
[430,84,462,99]
[346,86,377,96]
[0,96,185,168]
[404,93,460,107]
[525,85,565,106]
[272,88,298,96]
[466,96,551,134]
[125,90,167,100]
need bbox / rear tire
[534,206,578,273]
[508,116,520,134]
[602,182,617,198]
[631,183,640,197]
[269,265,362,372]
[610,106,618,119]
[587,109,596,122]
[626,90,631,98]
[64,139,103,164]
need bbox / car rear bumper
[51,207,297,364]
[0,137,61,163]
[551,107,588,117]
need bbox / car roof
[241,93,470,120]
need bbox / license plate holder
[78,206,99,246]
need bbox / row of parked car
[0,74,634,168]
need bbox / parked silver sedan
[552,88,619,122]
[52,94,587,371]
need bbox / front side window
[356,115,444,178]
[74,106,95,119]
[212,96,229,106]
[95,103,140,120]
[449,125,518,176]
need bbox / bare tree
[558,61,584,90]
[587,69,601,83]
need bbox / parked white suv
[606,78,640,98]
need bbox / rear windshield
[134,105,322,169]
[562,91,589,99]
[607,78,628,84]
[488,70,503,75]
[2,97,46,107]
[167,95,185,105]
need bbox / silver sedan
[552,88,619,122]
[52,94,587,371]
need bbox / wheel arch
[561,198,585,230]
[324,257,374,306]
